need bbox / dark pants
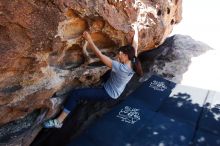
[64,87,114,113]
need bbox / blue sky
[172,0,220,50]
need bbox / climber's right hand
[83,31,92,42]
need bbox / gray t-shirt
[104,60,134,99]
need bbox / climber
[43,24,143,128]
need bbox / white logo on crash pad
[117,106,140,124]
[149,80,167,91]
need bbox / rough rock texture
[0,0,182,145]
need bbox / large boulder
[139,34,212,83]
[0,0,182,145]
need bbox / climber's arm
[83,31,112,68]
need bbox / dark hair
[118,45,143,77]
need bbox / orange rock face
[0,0,182,145]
